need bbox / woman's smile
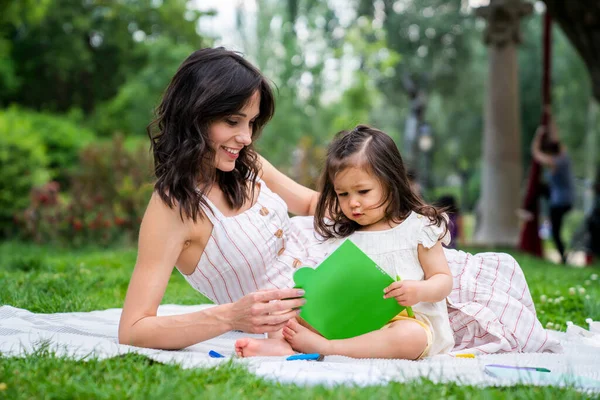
[222,146,241,160]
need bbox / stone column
[473,0,533,246]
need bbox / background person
[531,121,575,264]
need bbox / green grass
[1,241,599,399]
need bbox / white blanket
[1,304,599,392]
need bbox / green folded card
[293,239,409,340]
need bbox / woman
[531,120,575,264]
[118,47,314,350]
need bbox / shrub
[0,107,95,187]
[18,135,154,246]
[0,115,49,237]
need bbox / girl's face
[333,167,390,231]
[208,91,261,172]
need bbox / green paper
[293,239,406,340]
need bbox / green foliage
[0,0,597,245]
[93,37,195,136]
[1,107,95,187]
[252,0,400,184]
[17,135,154,247]
[0,0,208,114]
[0,113,49,237]
[0,0,51,96]
[381,0,476,100]
[0,0,51,26]
[0,107,96,238]
[518,15,543,167]
[0,38,19,97]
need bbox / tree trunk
[543,0,600,102]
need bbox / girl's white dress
[304,211,455,357]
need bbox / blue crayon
[209,350,225,358]
[286,353,324,361]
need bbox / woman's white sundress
[179,179,315,304]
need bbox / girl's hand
[383,280,423,307]
[227,288,306,334]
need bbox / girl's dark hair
[147,47,275,221]
[314,125,449,239]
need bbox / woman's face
[209,91,261,172]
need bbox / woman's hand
[383,280,423,307]
[226,288,306,334]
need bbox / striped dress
[180,179,316,304]
[180,180,561,354]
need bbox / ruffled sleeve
[417,213,451,249]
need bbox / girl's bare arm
[416,241,453,303]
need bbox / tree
[92,37,196,137]
[243,1,340,170]
[543,0,600,102]
[0,0,208,114]
[0,0,52,99]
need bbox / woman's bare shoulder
[143,191,210,236]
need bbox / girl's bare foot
[282,318,332,354]
[234,337,294,357]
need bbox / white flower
[578,287,586,294]
[585,295,591,300]
[585,280,591,286]
[540,295,547,303]
[546,321,554,329]
[569,287,576,295]
[591,274,598,281]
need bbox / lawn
[0,241,599,399]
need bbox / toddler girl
[281,125,455,359]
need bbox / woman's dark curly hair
[314,125,449,239]
[147,47,275,221]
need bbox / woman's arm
[531,126,555,167]
[258,155,319,216]
[118,193,305,349]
